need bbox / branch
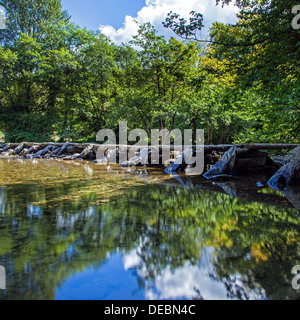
[168,27,270,48]
[163,11,271,48]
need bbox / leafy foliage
[0,0,299,143]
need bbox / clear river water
[0,158,299,300]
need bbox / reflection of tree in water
[0,181,144,300]
[211,241,300,300]
[107,186,300,300]
[0,176,299,299]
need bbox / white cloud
[99,0,238,44]
[123,248,267,300]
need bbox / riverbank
[1,142,299,191]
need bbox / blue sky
[61,0,146,31]
[61,0,238,44]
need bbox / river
[0,158,299,300]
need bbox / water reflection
[0,159,299,300]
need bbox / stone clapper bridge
[0,142,299,193]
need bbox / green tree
[116,23,200,135]
[0,0,72,141]
[164,0,300,143]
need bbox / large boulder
[120,147,151,168]
[268,146,300,189]
[204,147,278,180]
[204,146,237,178]
[57,142,70,157]
[94,148,119,165]
[13,143,25,155]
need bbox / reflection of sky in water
[55,254,146,300]
[124,245,266,300]
[123,248,226,300]
[27,205,42,219]
[55,247,266,300]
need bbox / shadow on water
[0,159,299,300]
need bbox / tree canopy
[0,0,299,144]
